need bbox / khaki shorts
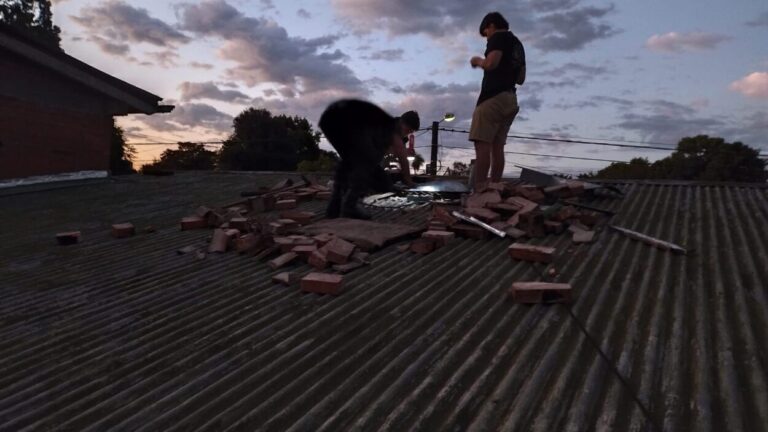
[469,91,520,144]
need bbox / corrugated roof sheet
[1,172,767,431]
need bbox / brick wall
[0,50,114,180]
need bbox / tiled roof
[1,172,767,431]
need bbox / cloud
[364,49,404,61]
[645,32,731,53]
[71,0,189,57]
[611,99,722,143]
[189,61,214,70]
[177,0,363,94]
[146,50,180,68]
[729,72,768,99]
[745,12,768,27]
[297,8,311,19]
[135,102,233,134]
[331,0,619,52]
[179,81,251,103]
[531,6,620,52]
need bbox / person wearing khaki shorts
[469,12,525,192]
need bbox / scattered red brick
[181,216,207,231]
[111,223,135,238]
[422,230,455,246]
[397,243,411,252]
[543,220,565,235]
[325,238,357,264]
[235,233,259,253]
[301,272,344,295]
[432,206,458,227]
[411,237,438,254]
[466,190,502,208]
[312,233,336,247]
[315,191,332,200]
[292,244,318,259]
[508,243,556,263]
[519,212,545,238]
[308,249,329,269]
[269,221,288,236]
[551,206,579,222]
[487,203,521,214]
[56,231,80,245]
[464,207,501,223]
[510,282,572,303]
[277,219,299,232]
[279,210,315,225]
[208,229,230,253]
[351,251,371,263]
[275,199,297,210]
[268,252,299,270]
[333,261,365,274]
[516,185,546,202]
[272,272,295,286]
[568,221,590,233]
[229,217,249,232]
[451,223,488,240]
[572,230,596,244]
[295,192,316,203]
[503,226,527,239]
[579,211,600,227]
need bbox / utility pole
[430,121,438,176]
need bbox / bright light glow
[443,113,456,122]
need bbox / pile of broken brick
[175,178,370,296]
[399,180,604,305]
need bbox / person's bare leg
[473,141,491,192]
[490,140,505,183]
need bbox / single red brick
[351,251,371,264]
[397,243,411,252]
[111,223,135,238]
[279,210,315,225]
[466,190,502,208]
[269,221,287,235]
[277,219,299,231]
[181,216,207,230]
[268,252,299,270]
[516,185,546,203]
[451,223,488,240]
[464,207,501,223]
[544,220,565,235]
[313,233,336,247]
[422,230,455,246]
[208,229,230,253]
[508,243,556,263]
[292,244,318,259]
[195,206,213,218]
[308,250,329,269]
[487,203,521,214]
[301,272,344,295]
[275,199,297,210]
[56,231,80,245]
[272,272,295,286]
[432,206,458,227]
[325,238,357,264]
[504,226,527,239]
[579,211,600,227]
[273,236,295,253]
[236,233,259,253]
[568,221,590,233]
[572,230,595,244]
[551,206,579,222]
[333,261,365,274]
[509,282,572,303]
[229,217,249,232]
[411,238,438,254]
[505,197,538,214]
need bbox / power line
[437,127,677,151]
[438,144,626,163]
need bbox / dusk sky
[51,0,768,175]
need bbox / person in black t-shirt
[319,100,419,219]
[468,12,524,192]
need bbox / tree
[109,122,136,174]
[218,108,322,171]
[586,135,767,183]
[452,161,469,176]
[411,153,425,173]
[142,142,217,171]
[297,152,339,172]
[0,0,62,50]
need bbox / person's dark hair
[479,12,509,36]
[400,110,420,131]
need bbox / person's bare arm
[470,50,503,71]
[390,136,415,187]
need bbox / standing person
[468,11,525,192]
[319,99,419,220]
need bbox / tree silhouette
[0,0,62,50]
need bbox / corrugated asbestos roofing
[1,171,767,431]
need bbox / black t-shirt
[477,31,523,105]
